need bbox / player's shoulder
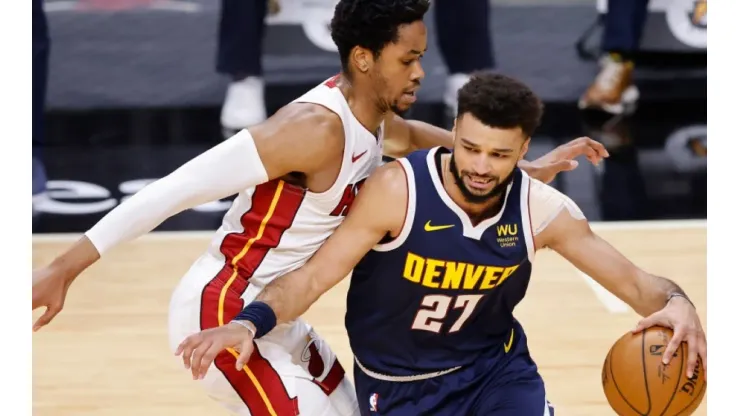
[349,160,410,230]
[259,101,345,151]
[527,175,583,216]
[363,159,410,200]
[527,175,573,205]
[525,175,586,240]
[280,102,344,134]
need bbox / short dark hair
[330,0,430,75]
[456,72,544,138]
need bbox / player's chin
[391,102,412,116]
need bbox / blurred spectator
[435,0,495,117]
[578,0,648,114]
[33,0,50,208]
[217,0,273,137]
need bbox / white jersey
[198,75,384,320]
[165,76,372,414]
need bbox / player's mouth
[402,87,418,103]
[465,175,494,191]
[402,90,417,103]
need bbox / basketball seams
[659,343,686,416]
[609,337,647,416]
[641,330,653,415]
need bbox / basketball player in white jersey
[31,1,609,415]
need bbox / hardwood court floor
[32,223,707,416]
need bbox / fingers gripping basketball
[602,327,706,415]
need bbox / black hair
[456,72,544,138]
[330,0,430,75]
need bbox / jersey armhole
[520,171,536,263]
[373,159,416,252]
[291,92,355,202]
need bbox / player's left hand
[632,296,707,380]
[175,322,256,381]
[520,136,609,184]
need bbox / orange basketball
[602,326,706,415]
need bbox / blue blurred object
[34,0,49,209]
[32,157,48,198]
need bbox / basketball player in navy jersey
[176,72,706,415]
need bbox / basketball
[602,326,706,415]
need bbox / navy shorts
[354,321,555,416]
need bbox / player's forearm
[383,118,452,159]
[253,268,322,325]
[406,120,454,151]
[48,236,101,282]
[633,272,692,317]
[231,266,332,339]
[85,130,268,255]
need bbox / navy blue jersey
[346,147,536,377]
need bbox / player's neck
[338,76,385,135]
[440,155,505,226]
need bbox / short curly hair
[457,72,544,138]
[330,0,430,75]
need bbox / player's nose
[411,61,425,82]
[470,155,490,175]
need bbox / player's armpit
[255,162,409,325]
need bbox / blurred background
[31,0,707,234]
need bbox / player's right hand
[32,266,74,331]
[175,322,256,381]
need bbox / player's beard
[449,152,515,204]
[370,67,414,116]
[389,89,408,116]
[368,68,397,115]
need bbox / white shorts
[167,254,359,416]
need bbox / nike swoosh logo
[352,150,368,163]
[424,221,455,232]
[504,328,515,353]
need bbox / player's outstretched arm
[383,115,609,183]
[174,161,409,379]
[32,104,344,331]
[537,209,707,379]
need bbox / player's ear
[519,138,530,161]
[351,46,372,73]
